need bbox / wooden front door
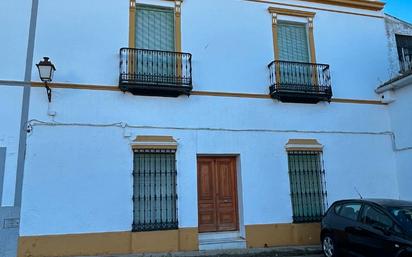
[197,157,239,233]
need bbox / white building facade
[1,0,411,256]
[377,14,412,202]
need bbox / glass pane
[277,22,311,86]
[135,5,176,80]
[388,207,412,233]
[339,203,362,221]
[362,205,393,229]
[136,6,175,51]
[334,204,342,214]
[278,22,310,62]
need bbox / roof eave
[376,72,412,93]
[297,0,385,11]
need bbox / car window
[361,205,393,230]
[338,203,362,221]
[388,206,412,233]
[334,204,342,214]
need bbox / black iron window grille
[396,35,412,73]
[287,151,328,223]
[133,149,178,232]
[268,60,332,103]
[119,48,192,96]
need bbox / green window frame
[287,151,327,223]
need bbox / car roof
[333,199,412,208]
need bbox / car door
[356,204,401,257]
[332,202,363,255]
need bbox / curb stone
[82,245,322,257]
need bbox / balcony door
[135,5,176,82]
[277,22,312,86]
[197,157,239,233]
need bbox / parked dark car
[321,199,412,257]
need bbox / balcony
[119,48,192,97]
[268,60,332,104]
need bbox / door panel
[216,159,238,231]
[198,157,239,233]
[278,22,309,63]
[136,5,175,51]
[277,22,311,86]
[135,5,176,77]
[198,159,218,233]
[355,205,399,257]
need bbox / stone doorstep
[79,245,322,257]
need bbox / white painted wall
[395,151,412,201]
[183,0,390,99]
[0,86,23,206]
[10,0,400,237]
[389,86,412,150]
[0,0,31,81]
[31,0,129,86]
[30,0,390,100]
[387,85,412,200]
[383,15,412,201]
[20,87,398,236]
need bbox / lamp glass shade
[36,57,56,82]
[38,65,54,82]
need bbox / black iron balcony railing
[119,48,192,97]
[268,60,332,103]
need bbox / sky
[384,1,412,23]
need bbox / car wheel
[322,234,337,257]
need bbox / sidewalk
[77,245,322,257]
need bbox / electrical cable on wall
[26,119,412,152]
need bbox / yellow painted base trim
[245,223,321,248]
[19,224,322,256]
[18,228,198,257]
[31,82,119,91]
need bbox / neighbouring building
[1,0,411,257]
[376,14,412,202]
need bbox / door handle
[223,200,229,203]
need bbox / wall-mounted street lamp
[36,57,56,102]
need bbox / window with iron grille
[133,149,178,231]
[396,34,412,73]
[287,151,327,223]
